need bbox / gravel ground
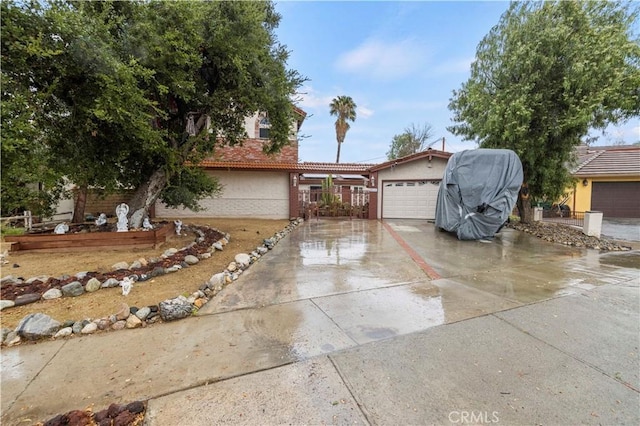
[506,220,635,251]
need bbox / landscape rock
[208,272,226,288]
[234,253,251,268]
[126,315,142,329]
[101,278,120,288]
[42,288,63,300]
[129,260,142,270]
[54,327,73,338]
[81,322,98,334]
[14,293,41,306]
[507,221,632,251]
[115,303,130,321]
[85,278,101,292]
[96,318,112,330]
[1,276,21,285]
[0,300,15,311]
[135,307,151,321]
[150,266,165,277]
[184,255,199,265]
[26,275,49,284]
[72,320,89,334]
[113,410,136,426]
[1,327,11,342]
[212,242,223,251]
[112,261,129,271]
[4,331,21,346]
[159,296,192,321]
[165,264,182,273]
[125,401,145,414]
[61,281,84,297]
[75,271,89,280]
[111,320,126,330]
[16,313,61,340]
[162,248,178,257]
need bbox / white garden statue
[95,213,107,226]
[116,203,129,232]
[174,220,183,236]
[142,217,153,231]
[120,276,134,296]
[54,222,69,234]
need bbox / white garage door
[382,181,441,219]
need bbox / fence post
[533,207,543,222]
[583,211,603,238]
[23,211,32,230]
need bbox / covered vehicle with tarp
[435,149,523,240]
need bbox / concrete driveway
[1,219,638,425]
[601,217,640,242]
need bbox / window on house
[259,116,270,139]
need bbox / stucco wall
[155,170,290,219]
[375,158,447,219]
[566,176,640,213]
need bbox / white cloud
[357,106,374,119]
[296,85,334,110]
[335,38,430,80]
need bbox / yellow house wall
[566,176,640,213]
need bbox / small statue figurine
[142,217,153,231]
[120,276,134,296]
[115,203,129,232]
[54,222,69,234]
[95,213,107,226]
[174,219,183,236]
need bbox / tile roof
[199,160,375,173]
[199,160,299,171]
[573,148,640,177]
[297,162,374,173]
[370,149,451,172]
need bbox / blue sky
[274,1,640,164]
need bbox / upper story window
[259,116,270,139]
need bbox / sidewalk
[2,219,638,425]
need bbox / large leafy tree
[386,123,434,160]
[1,1,66,217]
[329,95,357,163]
[448,1,640,222]
[2,0,305,227]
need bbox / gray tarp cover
[435,149,523,240]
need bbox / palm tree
[329,95,357,163]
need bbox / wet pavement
[601,217,640,242]
[1,219,639,425]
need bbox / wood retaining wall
[5,222,174,252]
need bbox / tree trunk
[72,185,88,223]
[336,141,342,163]
[127,169,168,229]
[516,194,533,224]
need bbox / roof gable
[573,148,640,177]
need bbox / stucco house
[78,106,453,221]
[154,108,452,220]
[565,145,640,218]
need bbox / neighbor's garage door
[382,180,441,219]
[591,181,640,218]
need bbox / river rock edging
[1,218,304,346]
